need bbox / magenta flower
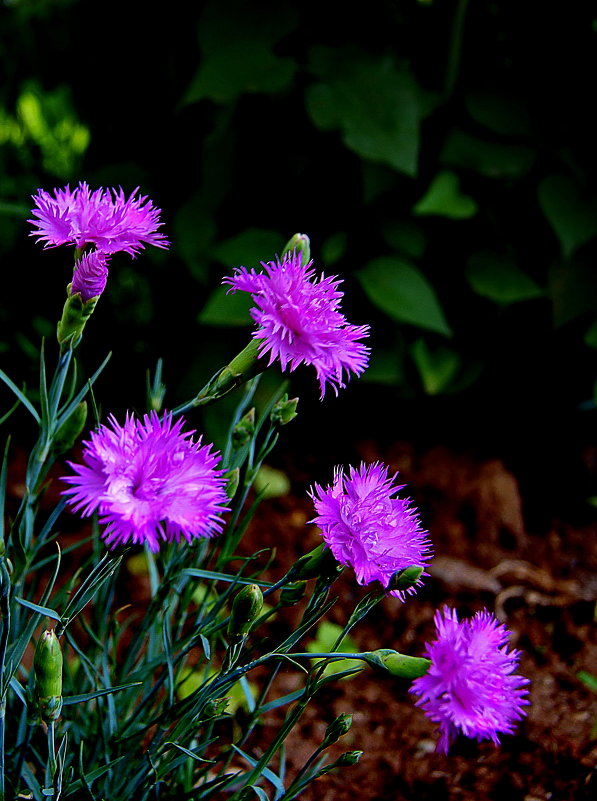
[29,181,169,257]
[223,251,370,397]
[410,607,530,753]
[62,411,229,552]
[308,462,431,598]
[70,251,109,301]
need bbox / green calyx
[57,287,100,348]
[34,628,63,722]
[227,583,264,638]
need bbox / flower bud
[334,750,363,767]
[322,713,352,747]
[281,233,310,265]
[202,697,230,719]
[279,580,307,607]
[292,544,343,582]
[227,584,264,639]
[51,401,87,455]
[57,290,100,347]
[387,565,425,593]
[270,394,299,427]
[232,408,255,449]
[225,467,240,499]
[364,648,430,679]
[34,629,63,722]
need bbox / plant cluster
[0,185,529,800]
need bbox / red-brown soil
[235,439,597,801]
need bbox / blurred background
[2,0,597,515]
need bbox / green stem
[172,339,267,416]
[444,0,470,98]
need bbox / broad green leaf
[413,171,477,219]
[182,0,298,105]
[357,257,452,337]
[307,621,360,678]
[183,42,296,105]
[584,319,597,349]
[306,51,420,176]
[465,92,532,137]
[198,285,254,326]
[538,175,597,260]
[410,339,460,395]
[441,129,535,178]
[253,464,291,499]
[549,260,597,327]
[382,219,426,259]
[211,228,282,268]
[321,232,347,265]
[359,348,406,386]
[466,251,545,304]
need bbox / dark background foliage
[2,0,597,511]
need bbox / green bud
[51,401,88,455]
[270,394,299,427]
[363,648,430,679]
[225,467,240,500]
[232,408,255,448]
[202,697,229,719]
[228,583,264,638]
[279,580,307,607]
[322,713,352,747]
[34,629,63,722]
[387,565,425,593]
[57,289,100,347]
[334,750,363,767]
[292,544,342,581]
[281,233,311,265]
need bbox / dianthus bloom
[29,181,169,257]
[308,462,431,598]
[62,411,229,552]
[223,251,370,397]
[410,607,530,753]
[70,251,109,302]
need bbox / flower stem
[172,339,267,416]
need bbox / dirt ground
[236,438,597,801]
[8,429,597,800]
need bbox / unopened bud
[270,394,299,427]
[281,233,311,265]
[334,750,363,767]
[322,713,352,747]
[232,408,255,449]
[387,565,425,593]
[292,544,342,582]
[51,401,87,455]
[279,580,307,607]
[34,629,63,722]
[364,649,430,679]
[203,697,229,719]
[225,467,240,499]
[228,583,264,638]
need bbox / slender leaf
[0,369,40,422]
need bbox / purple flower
[62,411,229,552]
[223,251,370,397]
[29,181,169,257]
[410,607,530,753]
[308,462,431,598]
[70,251,109,302]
